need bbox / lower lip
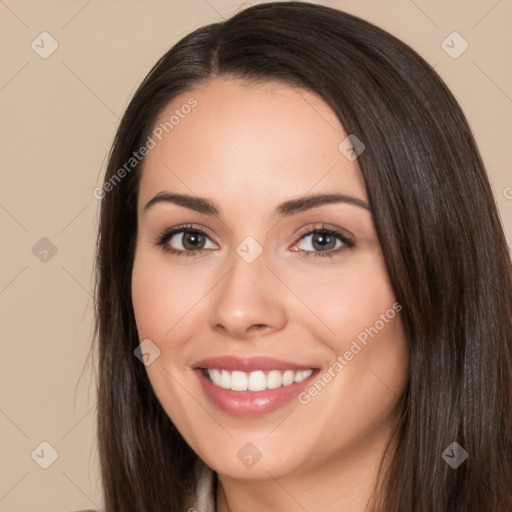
[195,369,317,418]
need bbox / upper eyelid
[163,224,217,241]
[293,223,352,240]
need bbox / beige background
[0,1,510,510]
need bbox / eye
[290,226,354,258]
[154,224,218,257]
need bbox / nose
[208,246,287,340]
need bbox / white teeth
[230,371,247,391]
[247,371,267,391]
[206,368,314,391]
[209,368,222,386]
[294,369,313,383]
[282,370,295,386]
[267,370,283,389]
[220,369,230,389]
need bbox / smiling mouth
[200,368,317,392]
[193,356,320,417]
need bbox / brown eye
[290,227,354,258]
[181,231,206,250]
[310,232,338,251]
[295,230,346,254]
[155,226,218,256]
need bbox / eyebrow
[143,191,371,217]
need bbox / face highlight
[130,77,408,486]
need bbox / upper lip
[193,356,318,372]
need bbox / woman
[92,2,512,511]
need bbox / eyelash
[153,223,355,259]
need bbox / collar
[193,459,216,512]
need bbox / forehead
[138,77,366,213]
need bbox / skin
[131,77,409,512]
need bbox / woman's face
[131,77,408,481]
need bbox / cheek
[277,251,400,353]
[131,254,205,439]
[131,251,208,341]
[282,252,408,404]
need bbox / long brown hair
[92,2,512,510]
